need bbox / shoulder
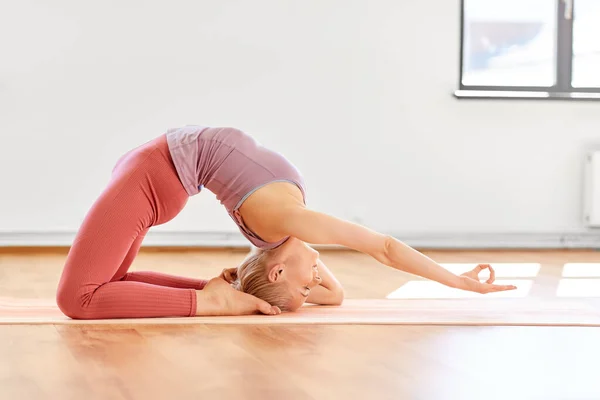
[237,181,306,243]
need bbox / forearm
[316,259,343,293]
[382,236,461,288]
[307,259,344,305]
[122,271,208,290]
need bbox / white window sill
[454,90,600,100]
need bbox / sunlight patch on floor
[386,279,533,299]
[439,263,541,278]
[562,263,600,278]
[556,279,600,297]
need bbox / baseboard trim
[0,231,599,249]
[391,232,600,250]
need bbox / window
[455,0,600,99]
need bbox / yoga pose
[56,125,516,319]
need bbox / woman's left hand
[219,267,238,284]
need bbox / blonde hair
[232,246,294,311]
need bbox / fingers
[232,289,281,315]
[474,264,496,284]
[484,264,496,284]
[256,299,281,315]
[220,268,238,284]
[482,283,517,293]
[488,267,496,284]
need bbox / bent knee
[56,285,95,320]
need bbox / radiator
[584,151,600,227]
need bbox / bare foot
[196,278,281,316]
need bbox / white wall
[1,0,599,247]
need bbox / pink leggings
[56,134,205,319]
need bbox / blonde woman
[56,126,515,319]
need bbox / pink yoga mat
[0,298,599,326]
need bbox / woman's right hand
[457,264,517,294]
[196,277,281,316]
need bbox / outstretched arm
[278,208,516,294]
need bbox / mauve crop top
[165,125,306,249]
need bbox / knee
[56,284,92,320]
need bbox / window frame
[455,0,600,100]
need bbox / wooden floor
[1,247,600,399]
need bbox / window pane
[462,0,557,87]
[572,0,600,88]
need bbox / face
[268,237,322,311]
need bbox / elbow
[377,234,396,266]
[334,292,344,306]
[331,287,345,306]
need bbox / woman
[56,125,516,319]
